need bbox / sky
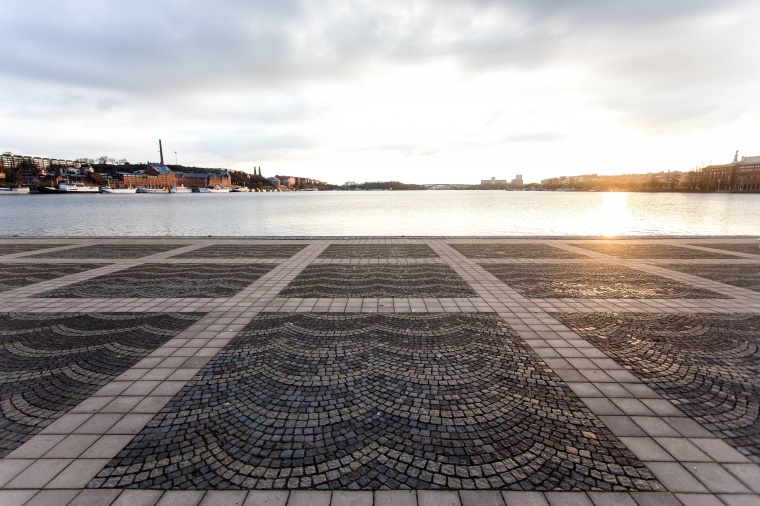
[1,1,759,185]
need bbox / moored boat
[206,185,230,193]
[169,185,192,193]
[137,187,169,193]
[0,187,30,195]
[101,187,137,194]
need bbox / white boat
[57,182,100,193]
[195,187,210,193]
[169,185,192,193]
[137,187,169,193]
[101,187,137,194]
[231,186,250,192]
[206,185,230,193]
[0,187,30,195]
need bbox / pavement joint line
[0,237,758,504]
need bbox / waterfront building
[698,151,760,192]
[481,177,507,185]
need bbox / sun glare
[596,192,629,237]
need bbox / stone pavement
[0,237,758,506]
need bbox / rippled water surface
[1,191,758,236]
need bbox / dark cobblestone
[571,243,739,259]
[319,245,438,259]
[174,244,308,259]
[689,243,760,256]
[92,313,661,491]
[480,263,727,299]
[450,244,586,259]
[280,264,477,298]
[660,263,760,292]
[27,244,187,259]
[555,313,760,464]
[0,244,71,256]
[36,264,277,298]
[0,264,102,293]
[0,312,203,457]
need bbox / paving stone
[319,244,438,258]
[449,244,585,259]
[672,494,723,506]
[24,489,80,506]
[0,312,202,457]
[36,264,277,298]
[688,243,760,256]
[28,244,187,259]
[544,491,593,505]
[175,244,308,259]
[556,313,760,463]
[330,490,374,506]
[417,490,461,506]
[111,490,164,506]
[68,489,122,506]
[280,265,477,298]
[286,491,330,506]
[500,491,549,505]
[375,490,417,506]
[92,313,660,491]
[685,462,751,493]
[724,463,760,493]
[627,492,681,506]
[571,243,739,259]
[155,491,206,506]
[481,264,725,299]
[0,490,38,506]
[660,263,760,292]
[199,490,248,506]
[0,264,102,292]
[459,490,505,506]
[0,244,72,256]
[717,494,760,506]
[243,491,289,506]
[585,491,636,505]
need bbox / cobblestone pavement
[27,244,187,259]
[480,263,728,299]
[280,265,477,298]
[0,237,759,506]
[173,244,309,259]
[0,313,203,457]
[0,244,71,256]
[571,243,741,259]
[689,243,760,256]
[318,244,438,258]
[555,313,760,464]
[35,263,278,298]
[661,263,760,292]
[92,313,661,491]
[450,243,586,259]
[0,264,102,293]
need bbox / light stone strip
[310,258,445,264]
[0,243,210,301]
[551,242,760,307]
[430,240,760,501]
[0,487,714,506]
[0,242,330,503]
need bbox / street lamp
[174,151,178,165]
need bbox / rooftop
[0,237,759,505]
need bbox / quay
[0,237,758,506]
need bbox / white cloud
[0,0,758,183]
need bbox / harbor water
[0,190,758,237]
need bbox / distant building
[481,177,507,185]
[511,174,524,187]
[698,151,760,192]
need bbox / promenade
[0,237,758,506]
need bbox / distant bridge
[421,183,474,190]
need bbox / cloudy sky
[2,1,759,184]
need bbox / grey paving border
[0,237,758,505]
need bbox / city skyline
[2,1,759,184]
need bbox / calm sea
[0,191,758,237]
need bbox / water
[0,191,758,237]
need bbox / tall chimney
[159,139,164,165]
